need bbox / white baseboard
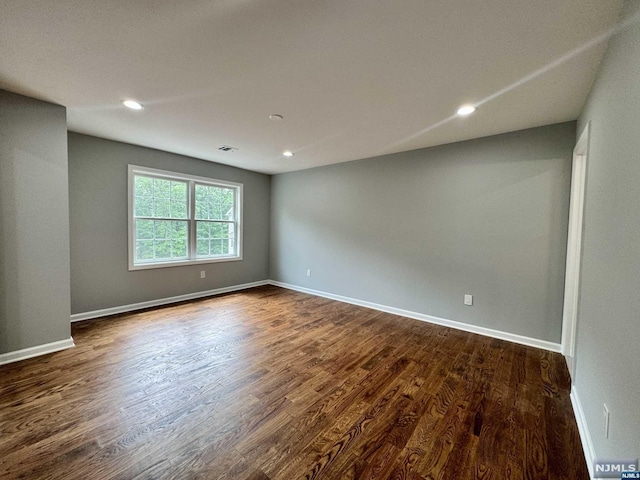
[70,280,270,322]
[70,279,563,353]
[571,386,596,479]
[268,280,562,353]
[0,337,75,366]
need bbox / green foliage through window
[195,184,234,221]
[130,169,241,267]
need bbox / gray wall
[68,133,270,314]
[0,90,71,353]
[270,122,575,342]
[575,0,640,460]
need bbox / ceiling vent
[218,145,238,152]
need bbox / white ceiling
[0,0,623,174]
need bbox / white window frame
[128,165,243,271]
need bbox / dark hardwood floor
[0,285,588,479]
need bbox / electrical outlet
[306,269,311,277]
[200,271,206,279]
[603,404,610,439]
[464,294,473,306]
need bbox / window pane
[221,239,231,255]
[135,220,154,240]
[134,175,188,219]
[135,176,153,196]
[136,240,154,261]
[134,196,153,217]
[154,198,171,218]
[195,202,206,219]
[197,221,210,239]
[195,184,235,220]
[210,222,223,239]
[213,239,221,255]
[154,220,169,239]
[173,221,187,238]
[154,240,172,260]
[195,185,209,220]
[154,178,171,199]
[211,222,233,240]
[171,182,186,200]
[196,221,235,257]
[172,239,187,257]
[171,201,187,218]
[135,219,188,263]
[196,239,209,256]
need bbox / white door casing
[561,122,590,379]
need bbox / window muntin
[128,165,242,270]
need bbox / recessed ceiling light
[283,151,294,157]
[269,114,284,121]
[456,105,476,116]
[122,99,144,110]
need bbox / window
[128,165,242,270]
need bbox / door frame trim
[561,122,590,376]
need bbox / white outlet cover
[464,294,473,306]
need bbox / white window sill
[128,255,242,271]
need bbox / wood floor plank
[0,285,588,479]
